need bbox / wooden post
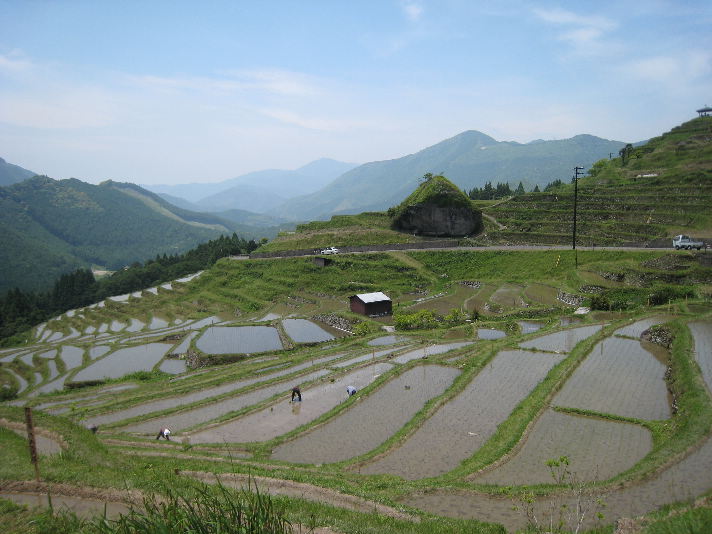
[24,407,41,482]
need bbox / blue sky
[0,0,710,184]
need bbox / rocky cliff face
[394,203,482,236]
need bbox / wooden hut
[349,292,392,316]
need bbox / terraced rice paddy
[187,362,393,444]
[471,409,652,485]
[687,321,712,391]
[72,343,172,382]
[84,353,347,427]
[614,315,672,338]
[519,324,602,352]
[196,326,283,354]
[360,350,565,479]
[119,368,332,434]
[59,346,84,369]
[272,365,461,464]
[476,328,506,340]
[553,336,670,420]
[281,319,334,343]
[390,342,473,364]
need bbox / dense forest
[0,233,258,344]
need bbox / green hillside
[0,176,243,292]
[480,117,712,246]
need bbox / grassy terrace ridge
[481,116,712,246]
[3,246,712,532]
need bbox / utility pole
[572,165,585,268]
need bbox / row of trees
[0,233,258,343]
[467,181,536,200]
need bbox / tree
[515,182,526,196]
[619,143,633,166]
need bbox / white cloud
[0,52,33,74]
[402,1,423,22]
[533,7,617,56]
[626,51,712,83]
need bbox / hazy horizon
[1,1,710,185]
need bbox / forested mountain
[143,158,358,211]
[0,176,248,292]
[276,131,627,221]
[0,157,36,186]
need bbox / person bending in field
[346,385,357,397]
[291,386,302,402]
[156,427,171,440]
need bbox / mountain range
[142,158,358,213]
[275,131,627,221]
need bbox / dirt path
[0,480,339,533]
[183,470,419,523]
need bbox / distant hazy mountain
[276,131,627,221]
[0,157,36,186]
[0,176,247,292]
[142,158,358,210]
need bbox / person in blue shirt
[346,385,357,397]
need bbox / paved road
[233,244,678,261]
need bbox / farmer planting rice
[291,386,302,402]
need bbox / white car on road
[320,247,340,255]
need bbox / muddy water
[360,350,565,479]
[169,332,198,354]
[159,359,187,374]
[519,324,602,353]
[615,315,672,338]
[188,362,393,444]
[120,368,331,434]
[477,329,506,340]
[196,326,283,354]
[72,343,172,382]
[282,319,334,343]
[89,346,110,359]
[331,347,402,368]
[554,337,670,420]
[471,410,652,485]
[391,342,474,364]
[0,492,131,518]
[404,433,712,532]
[367,335,408,346]
[518,321,543,334]
[273,365,461,465]
[84,353,346,427]
[689,321,712,391]
[59,346,84,369]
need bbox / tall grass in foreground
[93,481,294,534]
[3,480,296,534]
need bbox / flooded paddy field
[331,347,403,368]
[360,350,565,479]
[195,326,283,354]
[59,346,84,369]
[489,283,525,309]
[281,318,334,343]
[471,409,652,485]
[517,321,543,334]
[119,368,331,434]
[272,364,460,464]
[554,336,670,420]
[159,359,187,374]
[519,324,602,352]
[688,321,712,391]
[187,362,393,444]
[72,344,172,382]
[84,352,347,427]
[367,335,409,346]
[476,328,506,340]
[615,315,672,338]
[404,433,712,532]
[390,342,473,364]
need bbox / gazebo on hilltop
[697,106,712,117]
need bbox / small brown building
[349,292,392,316]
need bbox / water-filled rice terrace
[2,268,712,532]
